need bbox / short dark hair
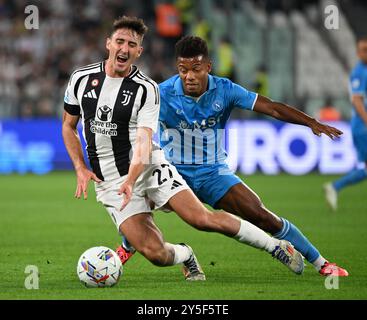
[111,16,148,39]
[175,36,209,60]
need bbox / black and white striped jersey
[64,61,164,181]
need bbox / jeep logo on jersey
[121,90,134,106]
[97,105,113,122]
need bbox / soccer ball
[77,246,122,288]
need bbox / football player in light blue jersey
[120,35,348,277]
[324,37,367,211]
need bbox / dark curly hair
[175,36,209,60]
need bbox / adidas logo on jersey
[171,180,182,190]
[84,89,97,99]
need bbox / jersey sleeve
[350,68,367,97]
[137,82,160,133]
[64,73,81,116]
[228,82,258,111]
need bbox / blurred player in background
[324,37,367,211]
[62,16,305,280]
[119,35,348,277]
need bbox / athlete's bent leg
[167,189,304,274]
[119,213,186,266]
[119,213,205,280]
[216,183,348,275]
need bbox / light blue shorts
[174,163,242,208]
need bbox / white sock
[234,219,280,253]
[166,243,191,265]
[312,255,327,271]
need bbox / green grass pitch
[0,172,366,300]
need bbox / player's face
[106,28,143,77]
[357,40,367,64]
[176,55,212,97]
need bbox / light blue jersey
[349,61,367,161]
[158,74,257,207]
[159,74,258,165]
[349,61,367,130]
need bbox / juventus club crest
[121,90,134,106]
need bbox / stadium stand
[0,0,366,120]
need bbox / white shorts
[95,161,189,231]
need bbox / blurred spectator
[317,97,342,121]
[192,14,211,51]
[0,0,359,119]
[0,0,177,119]
[215,37,236,82]
[17,101,34,119]
[35,97,56,118]
[155,3,183,38]
[175,0,195,34]
[253,64,269,97]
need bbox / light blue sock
[333,168,367,192]
[273,218,320,263]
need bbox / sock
[234,219,280,253]
[273,218,321,264]
[121,235,135,252]
[312,255,328,271]
[333,168,367,192]
[165,243,191,265]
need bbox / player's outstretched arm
[253,95,343,139]
[62,111,101,200]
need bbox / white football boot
[181,244,206,281]
[323,182,338,211]
[271,240,304,275]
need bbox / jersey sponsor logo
[121,90,134,106]
[83,89,98,99]
[97,105,113,122]
[175,116,222,131]
[177,120,189,131]
[91,105,118,137]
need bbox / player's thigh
[167,189,211,228]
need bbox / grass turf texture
[0,172,366,300]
